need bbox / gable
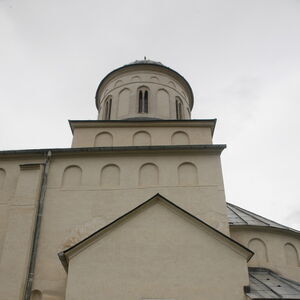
[62,194,252,300]
[59,194,252,270]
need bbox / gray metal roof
[227,202,300,234]
[126,59,164,66]
[247,268,300,299]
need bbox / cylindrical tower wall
[95,62,193,121]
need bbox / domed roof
[125,59,164,66]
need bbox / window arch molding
[137,86,149,114]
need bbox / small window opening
[138,88,149,113]
[104,97,112,120]
[176,98,183,120]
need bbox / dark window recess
[104,98,112,120]
[176,98,183,120]
[138,89,149,113]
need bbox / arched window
[138,87,149,113]
[103,96,112,120]
[176,97,183,120]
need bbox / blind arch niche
[62,166,82,187]
[139,163,159,186]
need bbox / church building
[0,60,299,299]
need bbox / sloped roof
[247,268,300,299]
[58,193,253,271]
[227,203,300,234]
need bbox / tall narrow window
[138,88,149,113]
[176,97,183,120]
[104,97,112,120]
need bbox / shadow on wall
[30,290,42,300]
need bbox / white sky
[0,0,300,229]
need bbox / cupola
[95,59,194,120]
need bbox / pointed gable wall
[63,196,251,300]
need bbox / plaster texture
[230,227,300,282]
[64,198,250,300]
[96,64,192,120]
[70,120,215,148]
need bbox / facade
[0,60,299,300]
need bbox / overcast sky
[1,0,299,229]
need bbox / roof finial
[144,56,147,60]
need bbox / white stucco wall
[65,199,249,300]
[96,69,192,120]
[230,227,300,282]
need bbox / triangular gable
[58,193,253,271]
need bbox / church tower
[69,59,230,234]
[60,60,252,300]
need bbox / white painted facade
[0,60,299,300]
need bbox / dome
[125,59,164,66]
[95,60,194,121]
